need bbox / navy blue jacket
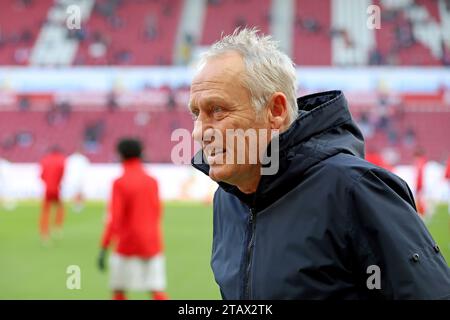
[192,90,450,299]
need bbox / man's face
[189,52,269,191]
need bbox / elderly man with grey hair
[189,28,450,300]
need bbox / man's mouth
[205,148,226,164]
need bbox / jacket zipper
[244,207,256,299]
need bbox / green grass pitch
[0,201,449,299]
[0,201,220,300]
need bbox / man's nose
[192,120,204,143]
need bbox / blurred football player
[0,157,12,210]
[414,148,427,217]
[63,150,90,213]
[365,146,393,171]
[445,155,450,222]
[39,146,66,244]
[98,138,168,300]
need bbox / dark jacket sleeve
[349,169,450,299]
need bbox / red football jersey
[415,156,426,193]
[445,156,450,180]
[40,152,65,197]
[101,158,163,258]
[365,152,393,171]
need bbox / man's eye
[191,111,199,120]
[212,106,223,114]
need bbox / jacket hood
[192,90,365,210]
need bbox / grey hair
[196,27,298,124]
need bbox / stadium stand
[293,0,332,65]
[0,0,449,165]
[1,0,449,66]
[355,107,450,164]
[372,0,444,66]
[0,0,54,65]
[74,0,182,65]
[1,96,448,164]
[0,107,193,163]
[200,0,271,45]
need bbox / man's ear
[267,92,288,130]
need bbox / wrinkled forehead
[189,53,248,106]
[191,52,245,88]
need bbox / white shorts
[109,253,167,292]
